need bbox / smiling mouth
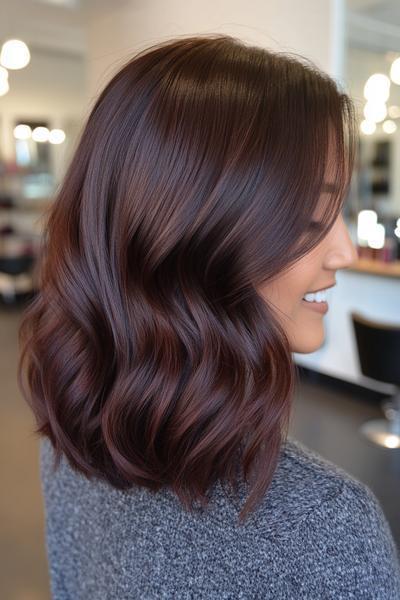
[301,298,329,314]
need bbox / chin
[289,328,325,354]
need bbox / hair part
[18,33,356,524]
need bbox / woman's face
[259,194,358,354]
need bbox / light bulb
[382,120,397,134]
[364,101,387,123]
[49,129,66,144]
[0,39,30,70]
[360,120,376,135]
[0,65,8,81]
[390,57,400,85]
[0,78,9,96]
[14,124,32,140]
[32,127,49,142]
[368,223,385,249]
[388,105,400,119]
[358,210,377,246]
[364,73,390,102]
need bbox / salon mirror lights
[360,61,400,136]
[13,124,66,145]
[356,209,399,261]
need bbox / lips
[302,298,329,314]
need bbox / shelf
[348,258,400,278]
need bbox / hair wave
[18,33,356,524]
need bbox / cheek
[285,305,326,353]
[289,284,309,310]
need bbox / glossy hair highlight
[18,33,356,524]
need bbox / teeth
[303,289,328,303]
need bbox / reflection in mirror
[344,1,400,265]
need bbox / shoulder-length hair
[18,33,356,524]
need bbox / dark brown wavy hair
[18,33,356,524]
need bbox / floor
[1,303,399,599]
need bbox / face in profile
[259,193,358,355]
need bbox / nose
[324,214,358,270]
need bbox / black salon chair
[351,311,400,449]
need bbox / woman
[18,33,400,598]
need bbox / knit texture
[39,435,400,599]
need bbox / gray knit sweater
[39,435,400,599]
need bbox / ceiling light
[49,129,66,144]
[0,79,9,96]
[0,65,8,81]
[32,127,50,142]
[364,73,390,102]
[390,57,400,85]
[388,105,400,119]
[382,120,397,134]
[360,120,376,135]
[0,39,30,70]
[14,124,32,140]
[363,101,387,123]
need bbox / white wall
[294,268,399,394]
[86,0,343,107]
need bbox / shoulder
[259,436,371,523]
[279,436,397,520]
[276,437,400,598]
[277,436,361,500]
[277,436,398,542]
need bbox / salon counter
[293,261,400,394]
[348,258,400,278]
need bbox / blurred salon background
[0,1,399,598]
